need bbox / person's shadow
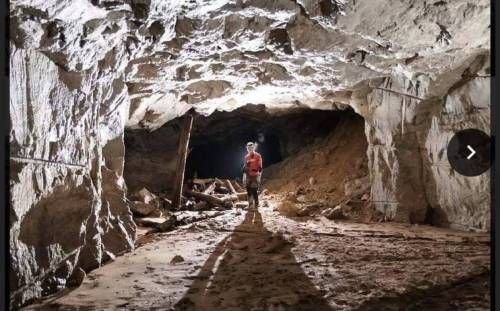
[174,207,332,310]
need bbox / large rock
[130,188,160,206]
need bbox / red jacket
[245,152,262,177]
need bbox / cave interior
[8,0,492,309]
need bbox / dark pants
[245,175,259,208]
[246,186,259,208]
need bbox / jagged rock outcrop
[9,0,490,307]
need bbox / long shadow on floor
[174,207,332,311]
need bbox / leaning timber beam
[225,179,237,194]
[172,113,194,209]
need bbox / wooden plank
[184,189,226,206]
[171,114,194,209]
[193,178,213,185]
[233,180,245,192]
[225,179,237,194]
[203,182,216,195]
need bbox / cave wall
[8,0,182,306]
[8,0,183,303]
[9,46,135,307]
[354,53,490,231]
[124,121,181,195]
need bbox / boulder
[130,188,160,208]
[129,201,157,217]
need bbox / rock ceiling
[10,0,490,130]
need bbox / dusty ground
[25,196,490,311]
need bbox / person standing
[242,142,262,208]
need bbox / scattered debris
[263,116,380,222]
[235,202,249,209]
[322,205,346,220]
[156,214,178,232]
[131,178,253,234]
[170,255,185,264]
[183,178,250,210]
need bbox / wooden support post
[172,113,194,209]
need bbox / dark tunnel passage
[185,131,283,179]
[123,105,362,195]
[185,105,352,180]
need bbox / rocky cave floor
[26,195,490,311]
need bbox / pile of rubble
[275,174,382,223]
[183,178,249,210]
[128,178,252,233]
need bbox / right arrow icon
[447,129,491,176]
[466,145,476,160]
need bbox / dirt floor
[26,195,490,311]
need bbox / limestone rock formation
[9,0,490,307]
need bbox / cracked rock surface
[10,0,490,307]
